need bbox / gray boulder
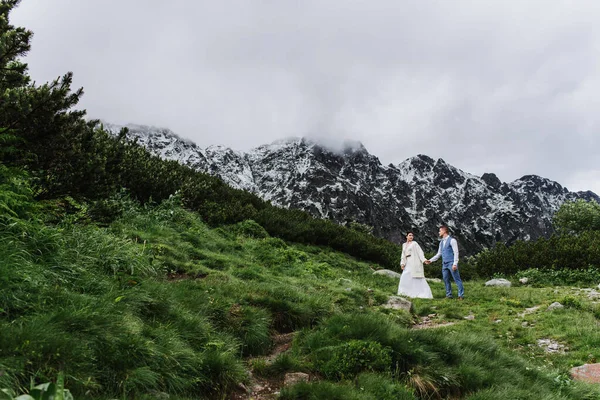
[383,296,412,312]
[547,302,564,311]
[373,269,402,279]
[485,278,512,287]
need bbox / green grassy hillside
[1,171,599,400]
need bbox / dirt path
[412,313,456,330]
[229,332,296,400]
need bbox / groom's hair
[439,225,449,233]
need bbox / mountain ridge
[103,122,599,254]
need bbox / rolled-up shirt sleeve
[451,238,459,265]
[429,246,441,262]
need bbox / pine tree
[0,0,30,160]
[0,0,102,193]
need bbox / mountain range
[103,122,599,255]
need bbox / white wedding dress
[397,241,433,299]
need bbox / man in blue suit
[425,225,464,299]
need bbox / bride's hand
[401,264,405,270]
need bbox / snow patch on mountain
[103,122,599,254]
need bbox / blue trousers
[442,262,464,298]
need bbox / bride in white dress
[398,232,433,299]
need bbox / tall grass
[2,170,599,399]
[0,174,396,398]
[294,312,600,399]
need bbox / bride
[398,232,433,299]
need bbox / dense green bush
[554,199,600,234]
[474,232,600,278]
[516,267,600,286]
[0,164,36,221]
[228,219,270,238]
[315,339,392,380]
[474,199,600,279]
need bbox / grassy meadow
[1,184,599,399]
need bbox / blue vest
[440,236,455,264]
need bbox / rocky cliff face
[104,123,599,254]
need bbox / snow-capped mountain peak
[103,122,599,254]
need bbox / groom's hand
[424,260,431,265]
[452,265,458,271]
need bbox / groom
[425,225,464,300]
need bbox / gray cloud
[12,0,600,194]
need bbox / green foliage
[474,199,600,280]
[554,199,600,234]
[0,200,246,397]
[279,381,363,400]
[516,267,600,286]
[316,340,392,380]
[354,373,415,400]
[2,174,600,399]
[0,372,73,400]
[474,232,600,278]
[279,375,414,400]
[253,206,400,267]
[295,312,599,399]
[0,128,24,162]
[251,353,305,378]
[1,181,405,398]
[346,221,374,236]
[0,165,35,221]
[228,219,269,239]
[560,295,583,310]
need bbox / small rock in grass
[284,372,310,386]
[373,269,402,279]
[383,296,412,312]
[547,302,564,311]
[485,279,511,287]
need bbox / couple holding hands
[397,225,464,300]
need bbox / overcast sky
[12,0,600,194]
